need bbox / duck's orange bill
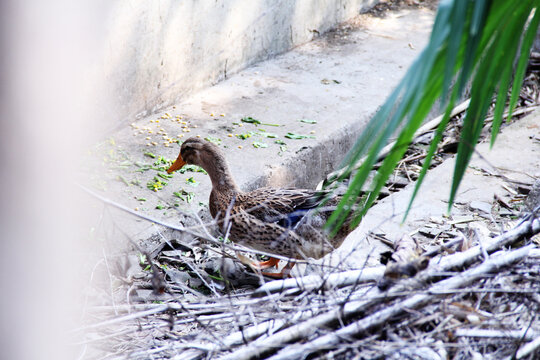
[167,155,187,174]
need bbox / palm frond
[326,0,540,235]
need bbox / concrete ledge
[89,7,435,241]
[328,107,540,272]
[96,0,378,123]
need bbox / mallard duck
[167,137,356,277]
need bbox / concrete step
[327,108,540,274]
[88,6,436,242]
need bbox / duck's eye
[181,146,196,160]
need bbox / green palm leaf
[326,0,540,235]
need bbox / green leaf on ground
[241,116,261,125]
[173,189,195,203]
[153,156,172,172]
[154,156,169,165]
[186,177,200,187]
[179,164,207,175]
[256,131,278,138]
[241,116,281,127]
[299,119,317,124]
[204,136,222,145]
[285,132,315,139]
[147,177,167,191]
[252,141,268,148]
[236,132,255,140]
[117,175,130,186]
[158,172,174,179]
[138,253,147,265]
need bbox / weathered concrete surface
[86,1,540,282]
[320,108,540,274]
[94,0,379,124]
[93,7,436,243]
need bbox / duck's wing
[237,188,334,227]
[229,208,303,259]
[230,208,333,260]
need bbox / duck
[167,137,356,277]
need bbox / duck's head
[167,137,222,174]
[168,137,238,190]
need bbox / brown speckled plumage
[168,137,356,262]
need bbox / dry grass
[75,203,540,359]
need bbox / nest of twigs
[77,208,540,360]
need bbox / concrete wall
[95,0,378,126]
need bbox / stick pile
[77,208,540,360]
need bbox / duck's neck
[203,155,240,194]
